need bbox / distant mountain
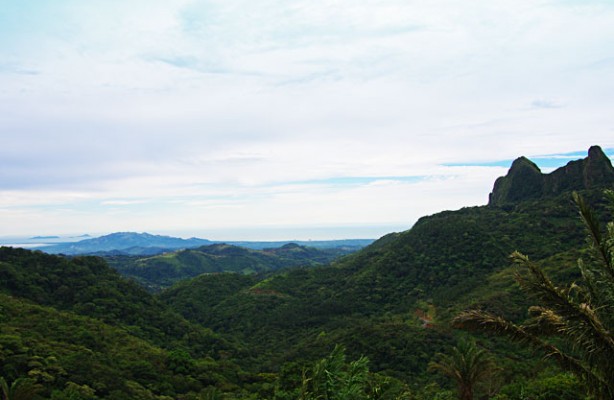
[489,145,614,206]
[228,239,374,251]
[42,231,374,256]
[109,242,355,290]
[43,232,213,255]
[86,246,193,257]
[160,147,614,385]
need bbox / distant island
[42,231,375,256]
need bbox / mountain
[160,146,613,391]
[0,246,271,399]
[0,247,233,352]
[43,232,213,255]
[108,242,355,290]
[161,192,588,369]
[3,146,611,398]
[42,232,374,256]
[226,238,374,251]
[489,145,614,206]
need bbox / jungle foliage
[1,186,613,398]
[106,243,352,290]
[455,191,614,399]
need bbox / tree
[454,191,614,399]
[50,382,97,400]
[299,345,370,400]
[428,340,498,400]
[0,377,42,400]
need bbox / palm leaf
[455,192,614,399]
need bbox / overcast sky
[1,0,613,240]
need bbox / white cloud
[1,0,613,237]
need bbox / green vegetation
[428,340,498,400]
[0,247,230,354]
[1,148,613,398]
[455,191,614,399]
[298,345,371,400]
[1,377,42,400]
[2,190,600,398]
[107,243,351,290]
[0,248,267,399]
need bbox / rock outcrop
[488,146,614,206]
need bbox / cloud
[0,63,39,76]
[1,1,614,236]
[530,99,565,109]
[100,200,148,206]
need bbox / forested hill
[161,189,592,363]
[0,247,230,352]
[0,246,268,399]
[108,242,354,290]
[160,146,614,395]
[2,146,613,398]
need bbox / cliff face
[488,146,614,206]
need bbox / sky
[1,0,614,240]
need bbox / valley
[1,146,613,399]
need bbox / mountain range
[42,232,374,255]
[107,242,359,290]
[0,145,612,399]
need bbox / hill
[2,146,612,398]
[159,146,614,394]
[0,247,236,352]
[160,191,591,373]
[42,232,213,255]
[108,243,354,290]
[42,232,374,256]
[0,292,253,399]
[0,247,271,399]
[104,243,350,291]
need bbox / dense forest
[1,146,613,399]
[106,243,356,291]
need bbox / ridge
[488,145,614,206]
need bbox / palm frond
[453,309,607,391]
[456,191,614,399]
[574,192,614,279]
[512,252,614,368]
[428,340,497,400]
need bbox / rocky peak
[488,156,544,206]
[585,145,614,187]
[488,146,614,207]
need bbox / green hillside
[2,147,613,399]
[0,247,235,354]
[159,191,597,386]
[108,243,352,290]
[0,292,263,399]
[158,147,614,397]
[0,248,282,399]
